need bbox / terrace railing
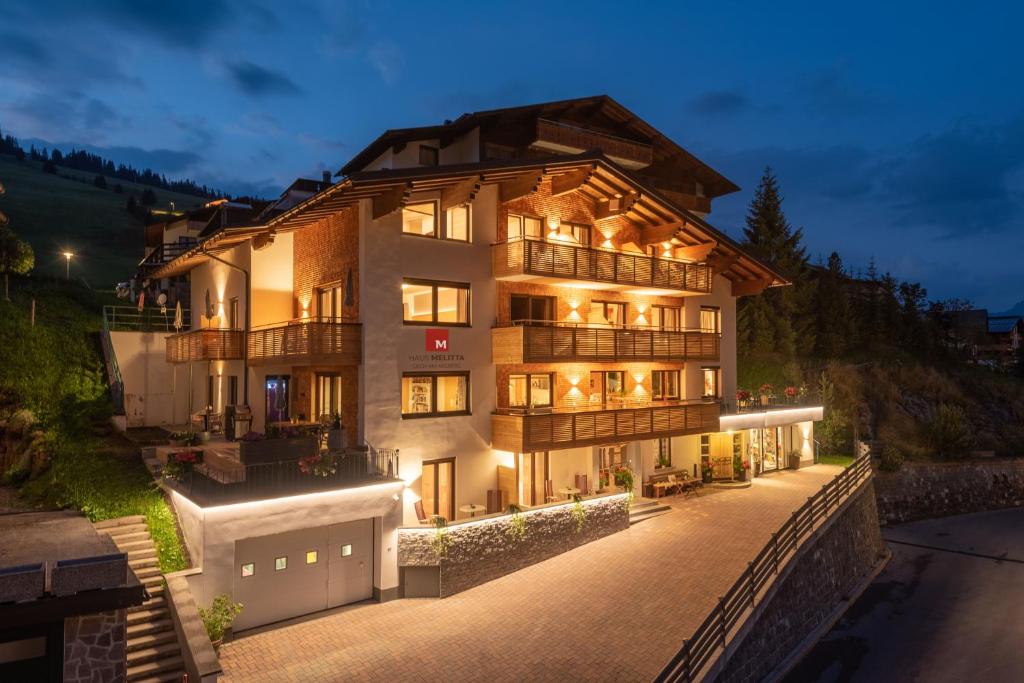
[103,305,191,333]
[492,238,713,293]
[138,239,198,271]
[719,394,821,415]
[248,318,361,365]
[654,454,874,682]
[165,328,245,363]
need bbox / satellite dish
[157,293,168,306]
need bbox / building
[109,95,824,630]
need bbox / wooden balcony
[492,323,720,364]
[534,119,653,169]
[166,329,245,363]
[492,400,720,453]
[248,319,361,366]
[492,238,712,294]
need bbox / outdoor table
[558,487,581,500]
[459,504,486,518]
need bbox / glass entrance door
[749,428,782,474]
[422,458,455,522]
[265,375,290,424]
[517,452,549,506]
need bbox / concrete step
[129,555,160,571]
[117,539,156,552]
[146,583,166,599]
[629,504,673,525]
[127,630,179,653]
[128,607,168,627]
[127,618,173,639]
[134,566,162,580]
[126,655,184,682]
[131,670,186,683]
[101,523,149,538]
[127,642,181,666]
[129,597,165,614]
[94,515,146,530]
[110,530,152,545]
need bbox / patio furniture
[574,474,591,496]
[459,504,486,518]
[414,500,443,526]
[486,489,507,514]
[558,486,581,500]
[543,480,558,503]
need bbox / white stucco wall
[683,274,737,402]
[110,330,187,427]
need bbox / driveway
[219,465,842,682]
[785,507,1024,682]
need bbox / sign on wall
[407,329,465,370]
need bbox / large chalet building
[109,96,823,630]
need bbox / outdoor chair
[543,479,558,503]
[414,500,443,526]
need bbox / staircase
[629,497,673,525]
[94,516,185,683]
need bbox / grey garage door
[232,518,374,631]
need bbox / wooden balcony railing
[492,238,712,293]
[492,400,720,453]
[248,319,361,366]
[492,323,720,364]
[535,119,654,167]
[166,329,245,363]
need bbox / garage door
[232,519,374,631]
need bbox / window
[402,373,469,417]
[240,563,254,578]
[700,434,711,457]
[590,370,626,403]
[419,145,439,166]
[444,205,470,241]
[227,375,238,407]
[507,213,543,240]
[652,370,680,400]
[508,373,553,408]
[590,301,626,327]
[317,284,344,320]
[510,294,554,324]
[402,279,470,325]
[550,221,591,246]
[650,305,681,331]
[656,438,672,468]
[228,297,239,330]
[702,367,721,398]
[305,551,318,564]
[275,556,287,571]
[402,202,437,236]
[316,374,342,418]
[340,544,352,557]
[700,307,721,334]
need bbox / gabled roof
[339,95,740,198]
[988,316,1022,334]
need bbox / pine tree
[814,251,854,358]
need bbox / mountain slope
[0,154,207,287]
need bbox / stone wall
[399,493,629,597]
[873,458,1024,524]
[63,608,127,683]
[711,482,886,683]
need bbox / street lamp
[63,251,74,280]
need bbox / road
[785,507,1024,683]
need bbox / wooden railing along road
[654,454,874,682]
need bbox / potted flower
[733,453,751,481]
[784,386,798,403]
[327,413,346,451]
[701,461,714,483]
[298,452,338,477]
[168,430,198,447]
[735,389,751,408]
[198,594,243,651]
[163,449,202,481]
[758,383,774,406]
[613,466,635,494]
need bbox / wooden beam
[499,173,543,202]
[707,252,739,275]
[638,222,686,247]
[440,176,481,211]
[550,165,596,196]
[372,184,410,220]
[674,241,717,262]
[731,277,774,297]
[594,193,638,220]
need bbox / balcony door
[316,374,342,419]
[318,284,344,322]
[265,375,290,424]
[421,458,455,522]
[510,294,553,325]
[517,451,549,506]
[590,370,626,405]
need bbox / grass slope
[0,154,207,288]
[1,277,186,572]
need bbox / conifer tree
[814,252,855,357]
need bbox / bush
[199,594,243,643]
[879,445,904,472]
[928,404,972,458]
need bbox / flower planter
[240,436,318,465]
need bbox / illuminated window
[589,301,626,327]
[275,557,287,571]
[507,213,543,240]
[402,279,470,326]
[702,367,721,398]
[317,284,344,320]
[508,373,552,409]
[402,202,437,236]
[444,205,470,242]
[652,370,680,400]
[700,307,721,334]
[402,373,470,418]
[306,551,318,564]
[240,563,254,578]
[341,544,352,557]
[650,305,681,331]
[700,434,711,457]
[657,438,672,467]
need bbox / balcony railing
[166,328,245,363]
[104,305,191,333]
[163,446,400,507]
[719,394,821,415]
[248,318,361,366]
[492,399,720,452]
[138,239,198,272]
[535,118,654,167]
[492,238,712,293]
[493,321,720,364]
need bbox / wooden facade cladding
[492,325,720,364]
[534,119,654,168]
[247,321,361,366]
[492,238,713,293]
[492,400,721,452]
[165,329,245,363]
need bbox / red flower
[784,386,798,397]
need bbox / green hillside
[0,154,208,287]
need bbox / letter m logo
[426,329,449,352]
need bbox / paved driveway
[219,465,841,682]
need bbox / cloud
[0,32,51,66]
[226,60,302,97]
[4,91,129,141]
[798,63,879,117]
[688,90,749,116]
[367,42,403,83]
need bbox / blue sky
[2,0,1023,310]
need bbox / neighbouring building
[107,95,824,630]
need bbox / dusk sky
[2,1,1022,310]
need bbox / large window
[402,373,469,418]
[650,305,681,331]
[656,438,672,468]
[652,370,680,400]
[316,374,342,418]
[510,294,554,324]
[702,367,721,398]
[508,373,553,409]
[700,306,721,333]
[507,213,543,240]
[444,205,470,241]
[422,458,455,521]
[317,283,344,320]
[550,221,591,246]
[590,370,626,404]
[590,300,626,327]
[402,201,470,242]
[402,279,470,326]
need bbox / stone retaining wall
[711,482,886,683]
[63,608,127,683]
[873,458,1024,524]
[398,494,629,597]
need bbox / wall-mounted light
[547,216,561,232]
[568,375,581,387]
[632,371,646,383]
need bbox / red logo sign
[426,329,449,352]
